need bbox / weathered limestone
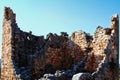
[1,7,119,80]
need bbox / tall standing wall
[1,7,16,80]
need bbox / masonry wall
[1,7,16,80]
[1,7,119,80]
[1,7,90,80]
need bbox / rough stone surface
[1,7,119,80]
[72,73,92,80]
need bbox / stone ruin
[1,7,119,80]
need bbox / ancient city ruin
[1,7,119,80]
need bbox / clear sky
[0,0,120,61]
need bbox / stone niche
[1,7,119,80]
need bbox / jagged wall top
[1,7,119,80]
[111,14,119,22]
[3,7,16,22]
[110,14,119,30]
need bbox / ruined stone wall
[71,30,92,51]
[1,7,46,79]
[72,14,119,80]
[1,7,16,80]
[12,27,46,79]
[92,14,119,80]
[1,7,88,80]
[1,7,119,80]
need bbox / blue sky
[0,0,120,61]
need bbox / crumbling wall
[72,14,119,80]
[86,26,106,72]
[12,28,45,79]
[71,30,92,51]
[1,7,88,80]
[1,7,119,80]
[91,14,119,80]
[1,7,16,80]
[1,7,46,80]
